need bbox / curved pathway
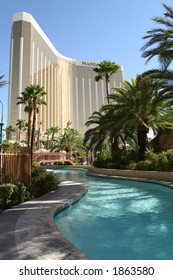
[0,181,88,260]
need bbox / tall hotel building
[8,12,124,135]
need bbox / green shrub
[134,150,173,172]
[135,160,154,171]
[0,183,30,210]
[0,184,15,210]
[164,150,173,171]
[94,149,173,172]
[94,149,139,169]
[30,169,58,198]
[11,182,30,205]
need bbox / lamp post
[0,100,4,182]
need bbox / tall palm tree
[93,60,120,103]
[141,3,173,68]
[17,84,47,161]
[30,85,46,158]
[44,128,52,149]
[109,75,173,159]
[17,90,33,147]
[16,119,27,142]
[141,3,173,103]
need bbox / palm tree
[109,75,173,159]
[59,121,81,153]
[93,60,120,103]
[17,84,46,161]
[17,90,33,147]
[49,126,61,141]
[16,119,27,142]
[141,3,173,106]
[141,3,173,68]
[44,128,52,149]
[84,111,108,157]
[84,106,126,160]
[44,126,60,149]
[0,73,7,88]
[30,85,46,159]
[5,125,16,141]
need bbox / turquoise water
[54,169,173,260]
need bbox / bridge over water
[33,152,76,165]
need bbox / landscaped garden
[1,3,173,211]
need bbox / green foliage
[0,161,59,211]
[93,60,120,103]
[30,168,58,197]
[11,182,30,205]
[134,150,173,171]
[31,160,40,173]
[0,183,30,211]
[84,72,173,161]
[94,148,139,169]
[2,140,20,153]
[93,148,173,172]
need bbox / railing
[33,152,76,165]
[0,153,31,187]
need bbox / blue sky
[1,0,173,127]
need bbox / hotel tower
[8,12,124,136]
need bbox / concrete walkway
[0,181,88,260]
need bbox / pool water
[54,169,173,260]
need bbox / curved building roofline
[13,12,123,71]
[13,12,77,63]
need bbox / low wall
[47,164,173,184]
[84,166,173,184]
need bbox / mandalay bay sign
[76,61,99,67]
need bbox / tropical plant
[17,84,47,161]
[0,182,30,211]
[43,126,61,150]
[17,89,33,147]
[84,110,112,158]
[2,140,20,153]
[16,119,27,142]
[0,73,7,88]
[35,121,42,150]
[141,4,173,83]
[58,121,83,154]
[30,167,58,197]
[84,103,136,160]
[48,126,61,141]
[4,125,16,141]
[44,128,52,149]
[108,75,173,159]
[141,3,173,68]
[93,60,120,103]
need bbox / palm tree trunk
[110,132,119,160]
[27,111,32,147]
[137,125,149,160]
[30,104,36,163]
[18,126,22,143]
[105,76,110,104]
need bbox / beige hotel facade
[8,12,124,135]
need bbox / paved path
[0,181,88,260]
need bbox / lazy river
[54,169,173,260]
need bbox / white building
[8,12,124,135]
